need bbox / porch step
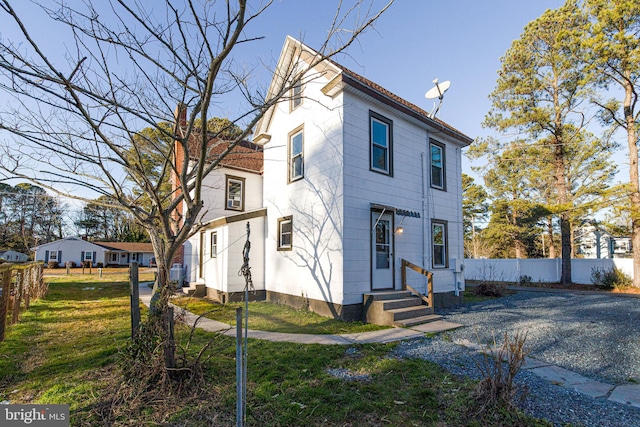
[394,314,442,328]
[364,291,435,327]
[181,282,206,297]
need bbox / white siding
[263,70,346,305]
[261,74,468,305]
[341,91,466,300]
[187,217,265,293]
[33,238,107,266]
[198,167,263,224]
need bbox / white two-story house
[183,36,472,321]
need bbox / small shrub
[83,260,92,268]
[97,262,104,268]
[47,261,59,269]
[590,266,632,290]
[518,275,532,286]
[474,331,529,410]
[66,261,77,268]
[474,282,506,297]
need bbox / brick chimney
[172,104,187,265]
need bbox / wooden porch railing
[0,262,47,342]
[400,258,433,307]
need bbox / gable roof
[180,129,263,174]
[31,237,100,251]
[93,242,154,252]
[254,36,473,146]
[32,237,154,253]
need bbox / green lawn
[171,296,387,334]
[0,276,551,426]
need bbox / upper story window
[226,175,245,211]
[430,139,446,190]
[370,111,393,175]
[290,81,303,111]
[289,126,304,182]
[277,216,293,251]
[432,220,448,268]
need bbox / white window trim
[290,81,303,111]
[210,231,218,258]
[432,220,448,269]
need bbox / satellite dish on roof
[424,78,451,118]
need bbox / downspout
[421,151,428,295]
[454,147,463,297]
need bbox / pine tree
[583,0,640,286]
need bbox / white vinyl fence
[463,258,634,285]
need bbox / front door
[371,211,394,290]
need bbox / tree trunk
[147,232,179,375]
[547,216,556,258]
[554,118,571,285]
[624,77,640,287]
[559,213,572,284]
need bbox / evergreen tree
[481,1,612,283]
[462,173,489,258]
[583,0,640,286]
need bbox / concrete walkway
[138,284,640,409]
[138,283,462,344]
[452,338,640,409]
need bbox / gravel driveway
[393,289,640,427]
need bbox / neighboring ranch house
[32,237,154,267]
[0,250,29,262]
[183,36,472,321]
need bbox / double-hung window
[277,216,293,251]
[432,220,448,268]
[370,112,392,175]
[430,139,446,190]
[50,251,58,261]
[210,232,218,258]
[290,81,303,111]
[289,127,304,182]
[226,175,245,211]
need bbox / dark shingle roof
[187,138,263,173]
[93,242,154,252]
[335,63,473,145]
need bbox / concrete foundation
[203,288,460,322]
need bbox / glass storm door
[371,211,394,290]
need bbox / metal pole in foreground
[236,307,243,427]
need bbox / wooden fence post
[129,262,140,337]
[23,268,31,310]
[11,270,22,325]
[37,263,45,298]
[0,269,11,342]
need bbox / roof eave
[340,73,473,146]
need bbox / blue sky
[243,0,568,177]
[2,0,581,188]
